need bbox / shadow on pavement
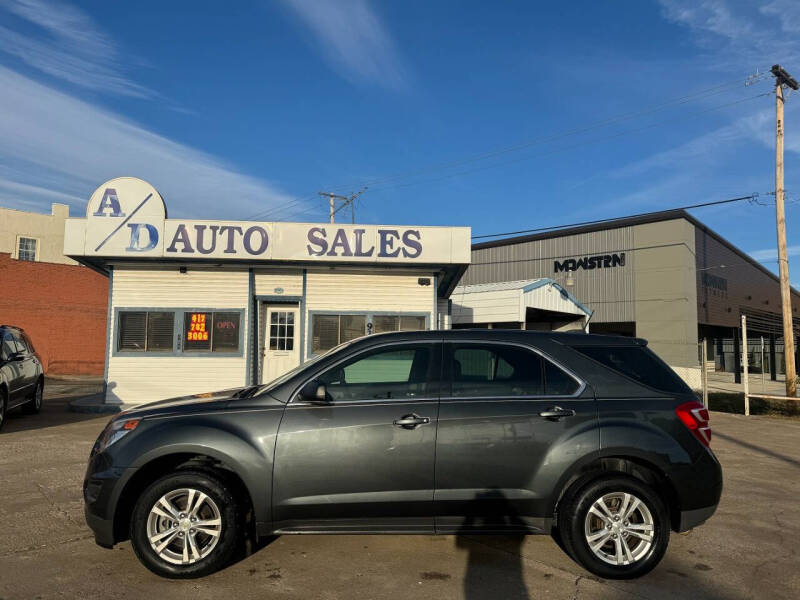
[3,392,106,434]
[714,430,800,470]
[455,489,530,600]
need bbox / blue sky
[1,0,799,281]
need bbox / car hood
[118,387,247,418]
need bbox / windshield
[253,338,358,395]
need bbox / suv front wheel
[558,476,670,579]
[130,471,242,578]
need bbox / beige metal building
[464,209,800,386]
[64,178,470,405]
[0,203,75,264]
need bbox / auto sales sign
[65,177,470,264]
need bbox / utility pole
[771,64,798,397]
[318,192,349,224]
[318,188,367,224]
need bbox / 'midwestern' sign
[65,177,470,264]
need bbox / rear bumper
[678,504,717,532]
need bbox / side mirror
[299,380,329,403]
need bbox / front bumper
[83,451,128,548]
[85,504,116,548]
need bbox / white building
[450,278,592,331]
[64,177,471,405]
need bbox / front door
[272,342,441,532]
[262,305,300,383]
[434,341,598,533]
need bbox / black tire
[130,470,242,578]
[557,476,669,580]
[22,377,43,414]
[0,387,7,432]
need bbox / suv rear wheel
[558,476,669,579]
[130,471,242,578]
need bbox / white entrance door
[262,305,300,383]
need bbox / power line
[471,194,761,241]
[366,92,771,196]
[319,69,772,194]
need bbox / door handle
[539,406,576,420]
[393,413,430,429]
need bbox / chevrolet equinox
[84,330,721,579]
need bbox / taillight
[676,401,711,447]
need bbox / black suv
[84,330,721,580]
[0,325,44,430]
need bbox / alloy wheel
[35,382,42,410]
[146,488,223,565]
[584,492,655,566]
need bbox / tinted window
[21,333,34,353]
[1,332,18,360]
[451,344,543,397]
[544,360,580,395]
[573,345,689,394]
[318,345,435,401]
[13,333,28,354]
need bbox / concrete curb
[68,394,127,414]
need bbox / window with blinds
[118,312,174,352]
[312,314,367,354]
[310,313,427,355]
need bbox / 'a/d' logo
[85,177,167,256]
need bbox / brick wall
[0,253,107,375]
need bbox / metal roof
[453,278,550,294]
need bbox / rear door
[273,341,441,532]
[434,341,598,533]
[14,332,38,396]
[2,331,25,406]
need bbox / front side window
[118,311,175,352]
[183,311,241,353]
[1,332,18,360]
[317,344,436,402]
[450,344,544,397]
[17,237,37,261]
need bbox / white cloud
[0,66,301,219]
[760,0,800,33]
[658,0,800,67]
[280,0,408,89]
[750,244,800,261]
[0,0,150,96]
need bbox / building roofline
[472,208,800,298]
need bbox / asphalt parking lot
[1,380,798,600]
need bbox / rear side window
[572,345,689,394]
[451,344,543,397]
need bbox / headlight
[94,418,140,454]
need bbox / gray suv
[84,330,721,580]
[0,325,44,430]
